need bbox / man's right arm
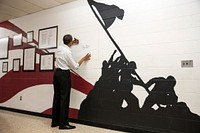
[78,53,91,66]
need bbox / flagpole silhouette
[87,0,155,100]
[87,0,126,60]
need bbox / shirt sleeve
[65,52,80,70]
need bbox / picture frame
[23,47,36,71]
[2,62,8,73]
[13,58,21,72]
[38,26,58,49]
[13,33,23,46]
[27,31,34,43]
[39,53,55,71]
[0,37,9,59]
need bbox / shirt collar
[62,43,71,50]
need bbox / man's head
[167,75,176,87]
[63,34,79,46]
[63,34,73,46]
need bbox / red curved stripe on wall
[0,21,27,37]
[71,72,94,95]
[0,65,53,103]
[0,65,93,103]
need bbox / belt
[56,68,69,71]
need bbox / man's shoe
[51,124,58,128]
[69,125,76,128]
[59,125,76,130]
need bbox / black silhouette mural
[78,0,200,132]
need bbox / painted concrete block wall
[0,0,200,132]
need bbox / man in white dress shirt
[51,34,91,130]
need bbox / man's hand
[83,53,91,61]
[72,38,79,44]
[78,53,91,66]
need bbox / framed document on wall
[2,62,8,73]
[0,37,9,59]
[13,58,21,72]
[23,47,36,71]
[38,26,58,49]
[27,31,34,43]
[39,53,55,71]
[13,33,22,46]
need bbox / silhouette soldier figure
[142,76,178,111]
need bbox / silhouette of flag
[88,0,124,29]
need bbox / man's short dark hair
[63,34,73,44]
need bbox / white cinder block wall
[0,0,200,127]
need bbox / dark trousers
[52,68,71,126]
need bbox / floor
[0,109,124,133]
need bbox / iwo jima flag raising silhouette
[78,0,200,132]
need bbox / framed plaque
[38,26,58,49]
[39,53,55,71]
[13,58,21,72]
[23,47,36,71]
[2,62,8,73]
[27,31,34,43]
[0,37,9,59]
[13,33,22,46]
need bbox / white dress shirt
[55,44,79,70]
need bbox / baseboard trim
[0,106,160,133]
